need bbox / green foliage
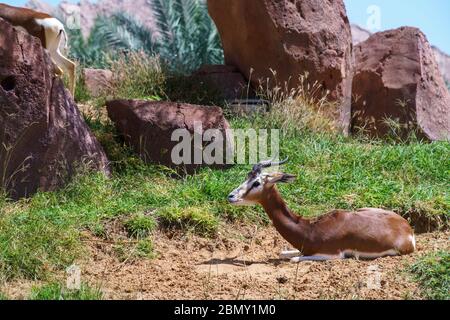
[410,251,450,300]
[73,70,92,103]
[69,0,224,73]
[151,0,224,72]
[67,28,109,69]
[124,213,157,238]
[29,283,103,300]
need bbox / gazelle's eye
[252,181,261,188]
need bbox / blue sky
[6,0,450,53]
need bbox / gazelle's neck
[258,186,313,251]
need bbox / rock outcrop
[0,18,109,199]
[352,27,450,141]
[106,100,232,171]
[208,0,354,132]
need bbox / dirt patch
[2,225,448,300]
[79,226,449,299]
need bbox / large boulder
[208,0,354,132]
[0,18,110,199]
[351,24,450,86]
[106,100,233,171]
[352,27,450,141]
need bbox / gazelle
[0,3,76,95]
[228,159,416,262]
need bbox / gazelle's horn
[267,157,289,167]
[252,157,289,172]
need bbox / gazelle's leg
[44,23,76,95]
[280,250,301,260]
[290,255,341,263]
[53,49,76,95]
[43,24,63,77]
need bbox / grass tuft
[109,51,166,101]
[159,206,219,235]
[29,282,103,300]
[254,72,338,135]
[124,213,157,238]
[410,251,450,300]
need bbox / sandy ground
[2,224,448,300]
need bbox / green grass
[1,65,449,287]
[124,213,157,238]
[410,251,450,300]
[1,119,448,283]
[29,282,103,300]
[135,239,157,259]
[73,73,92,104]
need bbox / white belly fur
[340,249,399,259]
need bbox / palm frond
[68,0,224,72]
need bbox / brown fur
[258,185,415,257]
[0,3,51,45]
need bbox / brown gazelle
[228,159,416,262]
[0,3,76,95]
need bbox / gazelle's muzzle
[227,190,240,204]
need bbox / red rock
[106,100,232,171]
[352,27,450,141]
[351,24,450,85]
[0,18,110,199]
[208,0,354,132]
[83,68,113,97]
[191,65,253,101]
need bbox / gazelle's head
[228,158,296,205]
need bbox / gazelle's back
[310,208,415,257]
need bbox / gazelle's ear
[267,173,296,185]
